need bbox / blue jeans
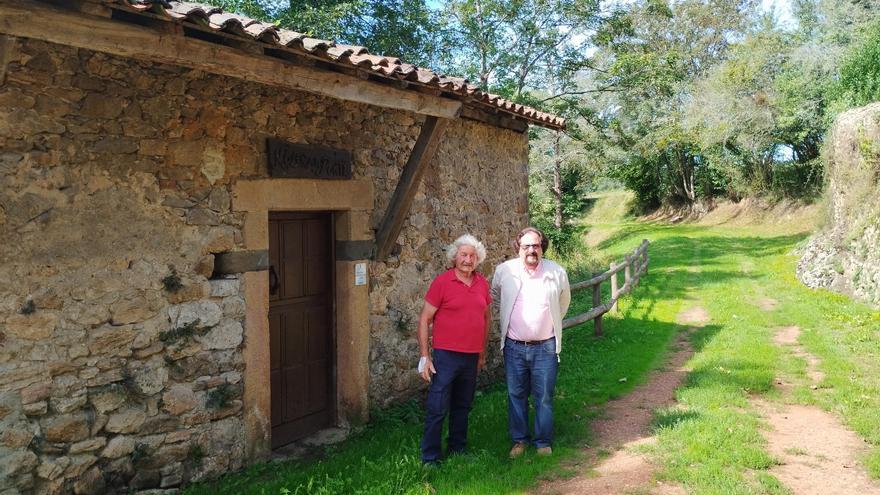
[420,349,479,463]
[504,336,558,448]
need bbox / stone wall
[0,36,528,493]
[797,103,880,307]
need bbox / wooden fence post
[592,276,603,337]
[560,240,650,335]
[610,262,618,312]
[633,248,640,286]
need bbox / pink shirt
[506,262,554,342]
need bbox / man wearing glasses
[491,227,571,458]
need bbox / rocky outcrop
[798,103,880,307]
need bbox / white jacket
[491,258,571,354]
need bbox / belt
[506,336,554,345]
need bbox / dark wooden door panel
[269,212,334,448]
[281,221,304,299]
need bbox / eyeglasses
[520,243,541,251]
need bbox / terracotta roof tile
[108,0,565,129]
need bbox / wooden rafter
[375,116,449,260]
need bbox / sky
[761,0,796,29]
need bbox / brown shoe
[536,446,552,456]
[509,442,527,459]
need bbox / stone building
[0,1,564,492]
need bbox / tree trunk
[678,149,696,203]
[553,132,563,229]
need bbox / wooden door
[269,212,335,448]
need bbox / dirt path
[754,302,880,495]
[536,307,708,495]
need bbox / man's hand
[477,351,486,371]
[419,356,436,382]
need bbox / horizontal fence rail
[562,239,650,336]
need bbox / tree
[589,0,758,208]
[443,0,603,100]
[204,0,448,69]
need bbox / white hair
[445,234,487,266]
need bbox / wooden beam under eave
[460,106,529,133]
[0,1,463,119]
[375,116,449,260]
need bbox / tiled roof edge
[104,0,566,129]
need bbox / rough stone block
[50,393,87,414]
[36,457,68,481]
[159,462,182,488]
[133,342,164,360]
[110,297,157,325]
[167,282,210,305]
[101,435,135,459]
[44,413,90,443]
[186,208,220,226]
[202,228,236,254]
[22,401,47,416]
[140,414,181,435]
[129,365,168,396]
[168,301,222,328]
[20,382,51,404]
[105,408,146,434]
[221,296,245,318]
[193,255,215,278]
[161,384,198,416]
[79,94,126,119]
[87,325,135,358]
[69,437,106,454]
[5,313,57,340]
[209,279,239,298]
[0,427,35,449]
[1,450,38,478]
[72,466,105,495]
[199,321,242,351]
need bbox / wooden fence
[561,239,650,336]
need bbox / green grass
[184,193,880,494]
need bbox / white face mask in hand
[418,356,428,373]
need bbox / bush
[769,159,824,200]
[833,20,880,112]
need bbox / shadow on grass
[652,408,701,431]
[565,232,809,317]
[684,356,776,395]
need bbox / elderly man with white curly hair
[417,234,492,466]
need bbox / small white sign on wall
[354,262,367,286]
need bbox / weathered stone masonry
[0,36,528,493]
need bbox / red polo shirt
[425,269,492,353]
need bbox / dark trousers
[420,349,479,462]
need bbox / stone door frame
[232,178,372,461]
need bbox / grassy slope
[184,192,880,494]
[586,191,880,494]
